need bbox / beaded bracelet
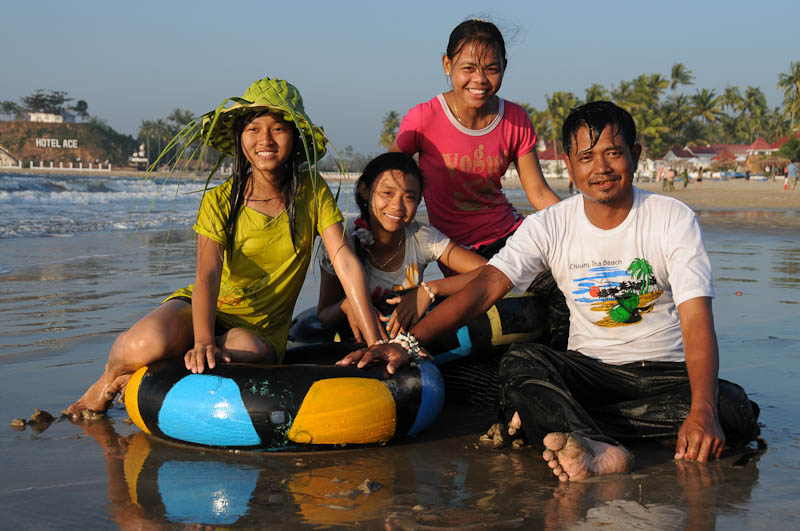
[389,332,430,363]
[419,281,435,302]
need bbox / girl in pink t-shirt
[392,19,560,256]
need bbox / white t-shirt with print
[320,219,451,302]
[488,188,713,365]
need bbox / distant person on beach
[317,152,486,339]
[787,159,798,191]
[681,168,689,189]
[696,167,704,190]
[66,77,384,418]
[340,101,761,481]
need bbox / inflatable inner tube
[125,343,444,451]
[289,293,549,365]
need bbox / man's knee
[718,380,761,445]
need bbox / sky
[2,0,798,155]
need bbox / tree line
[1,89,90,121]
[379,61,800,162]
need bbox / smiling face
[361,169,421,235]
[563,124,641,213]
[442,40,505,112]
[240,113,294,177]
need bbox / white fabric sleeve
[665,204,714,306]
[411,222,451,263]
[487,215,549,294]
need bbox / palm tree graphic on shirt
[582,258,662,326]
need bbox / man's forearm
[411,265,512,344]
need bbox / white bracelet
[419,281,435,302]
[390,332,427,361]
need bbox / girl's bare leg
[220,327,277,364]
[66,300,194,417]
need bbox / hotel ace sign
[35,138,79,149]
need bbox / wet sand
[1,188,799,528]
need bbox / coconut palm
[670,63,695,97]
[379,111,400,149]
[691,88,723,125]
[777,61,800,128]
[627,258,654,295]
[519,102,552,144]
[742,86,769,139]
[584,83,609,103]
[546,91,581,164]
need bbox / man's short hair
[561,101,637,155]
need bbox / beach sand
[1,184,798,528]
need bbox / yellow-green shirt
[168,171,343,361]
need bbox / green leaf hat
[201,77,327,161]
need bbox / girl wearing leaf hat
[66,77,384,418]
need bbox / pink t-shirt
[395,94,538,248]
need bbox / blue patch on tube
[158,374,261,446]
[432,326,472,366]
[407,362,445,437]
[158,461,258,524]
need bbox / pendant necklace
[450,94,495,129]
[368,233,405,270]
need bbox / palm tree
[691,88,723,125]
[379,111,400,149]
[742,86,769,139]
[137,120,155,163]
[670,62,695,97]
[518,102,552,144]
[627,258,654,295]
[584,83,609,103]
[546,91,580,164]
[777,61,800,128]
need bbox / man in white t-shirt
[340,101,759,482]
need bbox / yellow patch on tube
[288,378,396,444]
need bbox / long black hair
[352,152,424,262]
[224,111,302,257]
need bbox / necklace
[367,233,405,270]
[450,94,496,129]
[246,196,279,202]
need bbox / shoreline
[5,165,798,212]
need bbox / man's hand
[184,343,231,374]
[674,407,725,461]
[336,343,410,374]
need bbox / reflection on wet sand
[75,415,762,528]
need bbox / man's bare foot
[508,411,522,436]
[542,432,634,482]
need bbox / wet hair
[561,101,637,155]
[224,111,302,256]
[353,152,424,260]
[446,19,507,65]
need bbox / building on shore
[0,144,20,166]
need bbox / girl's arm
[516,150,561,211]
[185,234,230,373]
[385,243,487,336]
[317,266,347,328]
[320,222,385,345]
